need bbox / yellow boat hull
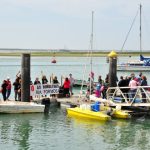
[112,110,130,119]
[67,107,111,121]
[101,106,130,119]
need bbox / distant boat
[73,79,87,87]
[117,55,150,71]
[117,4,150,71]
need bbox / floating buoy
[51,59,56,63]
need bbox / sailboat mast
[90,11,94,72]
[90,11,94,95]
[140,4,142,53]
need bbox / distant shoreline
[0,51,149,57]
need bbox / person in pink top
[129,77,138,101]
[63,77,70,97]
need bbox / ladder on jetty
[106,86,150,107]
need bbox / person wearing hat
[6,77,11,100]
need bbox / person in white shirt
[69,74,75,96]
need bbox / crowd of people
[93,72,148,102]
[0,71,148,101]
[0,72,75,101]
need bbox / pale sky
[0,0,150,51]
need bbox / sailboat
[67,11,110,121]
[67,12,130,121]
[117,4,150,71]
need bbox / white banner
[30,84,59,96]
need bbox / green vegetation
[0,51,150,57]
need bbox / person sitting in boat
[69,73,75,96]
[63,77,70,97]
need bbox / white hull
[117,65,150,71]
[0,101,45,113]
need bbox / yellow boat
[67,107,111,121]
[101,105,130,119]
[112,109,130,119]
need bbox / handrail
[106,86,150,105]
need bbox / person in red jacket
[63,77,70,97]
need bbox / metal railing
[106,86,150,105]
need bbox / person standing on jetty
[141,75,148,102]
[69,73,75,96]
[63,77,70,97]
[129,73,139,101]
[1,80,7,101]
[6,77,11,100]
[13,79,20,101]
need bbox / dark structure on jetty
[21,53,30,102]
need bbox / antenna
[140,4,142,53]
[90,11,94,95]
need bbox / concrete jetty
[0,101,44,113]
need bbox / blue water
[0,56,150,150]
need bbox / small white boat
[117,60,150,71]
[118,4,150,71]
[0,101,45,114]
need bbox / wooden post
[21,53,30,102]
[108,51,117,87]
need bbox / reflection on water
[67,114,150,150]
[1,109,150,150]
[0,55,150,149]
